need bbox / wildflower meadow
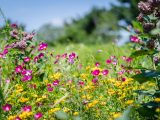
[0,0,160,120]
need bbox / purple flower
[38,42,48,51]
[102,70,109,76]
[53,80,60,86]
[2,103,12,112]
[15,65,23,73]
[21,70,32,76]
[38,53,44,59]
[69,52,76,59]
[24,57,30,62]
[21,75,32,82]
[34,56,39,62]
[3,49,8,55]
[34,112,43,119]
[95,62,100,67]
[92,78,98,84]
[22,106,32,112]
[106,59,112,64]
[92,69,100,76]
[47,87,53,92]
[130,36,140,43]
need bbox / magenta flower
[126,57,133,63]
[11,23,18,28]
[106,59,112,64]
[34,112,43,119]
[24,57,30,62]
[0,53,3,58]
[61,53,67,58]
[122,77,126,82]
[69,52,76,59]
[21,75,32,82]
[95,62,100,67]
[3,49,8,55]
[22,106,32,112]
[15,65,23,73]
[47,84,52,87]
[92,78,98,84]
[78,81,85,86]
[102,70,109,76]
[15,117,21,120]
[68,58,74,64]
[38,53,44,59]
[130,36,139,43]
[2,103,12,112]
[92,69,100,76]
[21,70,32,76]
[47,87,53,92]
[38,42,48,51]
[34,56,39,62]
[53,80,60,86]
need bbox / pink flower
[130,36,139,43]
[102,70,109,76]
[126,57,133,63]
[38,53,44,59]
[68,58,74,64]
[61,53,67,58]
[3,49,8,55]
[24,57,30,62]
[95,62,100,67]
[92,69,100,76]
[53,80,60,86]
[2,103,12,112]
[0,53,3,58]
[21,75,32,82]
[38,42,48,51]
[6,79,10,83]
[122,77,126,81]
[121,56,127,60]
[11,23,18,28]
[106,59,112,64]
[22,106,32,112]
[34,56,39,62]
[69,52,76,59]
[15,65,23,73]
[15,117,21,120]
[34,112,43,119]
[78,81,84,86]
[92,78,98,84]
[21,70,32,76]
[47,87,53,92]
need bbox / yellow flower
[80,73,88,80]
[154,98,160,102]
[86,66,91,71]
[73,112,79,116]
[19,111,33,119]
[63,107,70,112]
[126,100,134,105]
[19,97,29,103]
[48,108,61,114]
[156,108,160,112]
[53,73,62,79]
[7,115,16,120]
[113,112,121,119]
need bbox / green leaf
[116,106,133,120]
[130,50,156,58]
[55,111,69,120]
[151,28,160,35]
[132,70,160,83]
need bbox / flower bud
[138,1,153,15]
[137,13,144,22]
[148,0,160,7]
[143,22,155,33]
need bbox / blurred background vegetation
[0,0,139,46]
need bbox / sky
[0,0,117,31]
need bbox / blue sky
[0,0,117,31]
